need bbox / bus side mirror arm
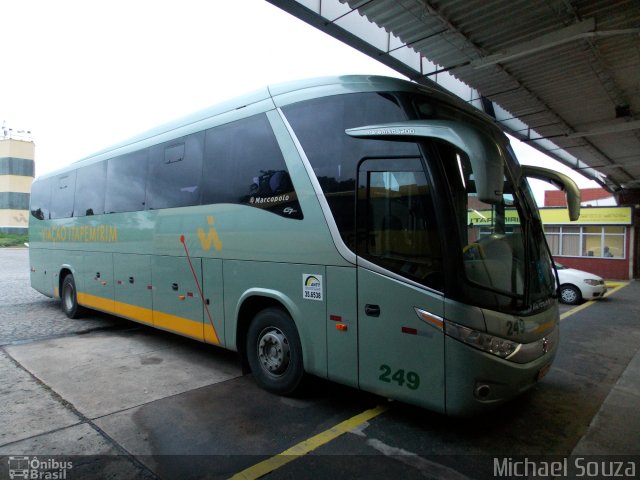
[346,120,504,204]
[521,166,581,221]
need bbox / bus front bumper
[444,328,559,416]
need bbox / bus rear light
[336,323,348,331]
[329,314,342,321]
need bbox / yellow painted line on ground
[560,281,629,321]
[230,404,389,480]
[603,282,628,299]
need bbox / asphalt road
[1,248,638,480]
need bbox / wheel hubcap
[561,288,576,303]
[257,327,290,376]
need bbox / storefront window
[544,226,560,255]
[561,226,580,256]
[544,225,626,259]
[582,226,601,257]
[604,226,625,257]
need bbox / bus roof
[35,75,490,180]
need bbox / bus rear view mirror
[346,120,504,204]
[521,166,581,221]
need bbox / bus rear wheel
[61,274,84,319]
[246,307,304,395]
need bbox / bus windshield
[445,143,556,314]
[342,99,557,314]
[404,93,556,314]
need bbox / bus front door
[356,158,445,412]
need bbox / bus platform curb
[571,280,640,456]
[571,346,640,456]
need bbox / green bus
[29,75,579,415]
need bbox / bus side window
[50,172,77,219]
[202,114,303,219]
[105,149,149,214]
[358,160,443,291]
[30,177,52,220]
[282,92,414,249]
[147,132,204,209]
[74,162,106,216]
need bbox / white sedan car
[555,262,607,304]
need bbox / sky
[1,0,598,203]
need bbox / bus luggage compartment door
[114,253,152,325]
[152,255,204,341]
[80,251,114,313]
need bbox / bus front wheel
[61,274,84,319]
[246,307,304,395]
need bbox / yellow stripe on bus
[116,301,153,325]
[77,292,115,313]
[204,324,219,344]
[153,310,204,341]
[76,292,219,344]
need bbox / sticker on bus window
[302,274,323,301]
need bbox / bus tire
[61,274,84,319]
[246,307,304,396]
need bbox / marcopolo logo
[8,456,73,479]
[302,274,323,301]
[366,127,416,136]
[250,194,290,205]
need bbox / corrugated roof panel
[283,0,640,194]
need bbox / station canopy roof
[269,0,640,203]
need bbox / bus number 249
[379,364,420,390]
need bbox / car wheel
[246,307,304,395]
[560,284,582,305]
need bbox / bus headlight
[444,321,521,359]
